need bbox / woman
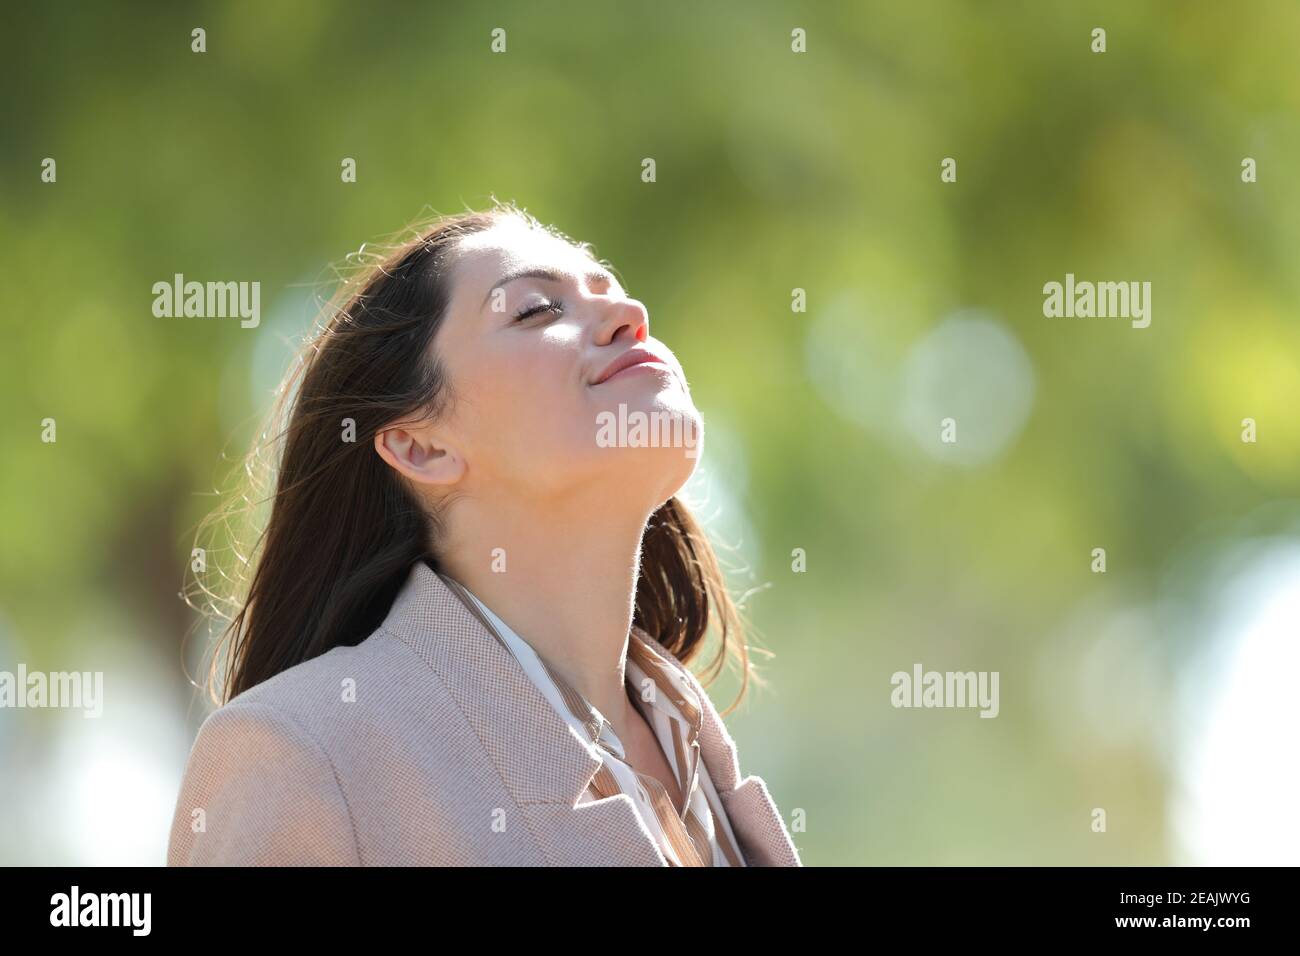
[167,202,802,866]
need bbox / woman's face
[425,217,703,510]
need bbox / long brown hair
[185,201,764,716]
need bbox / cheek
[468,337,595,468]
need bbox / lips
[591,347,669,386]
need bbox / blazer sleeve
[166,701,362,866]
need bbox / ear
[373,419,466,487]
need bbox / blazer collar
[377,557,793,866]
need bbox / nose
[593,297,649,346]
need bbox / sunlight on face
[433,216,703,508]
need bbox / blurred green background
[2,1,1298,865]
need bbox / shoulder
[224,625,408,718]
[166,691,363,865]
[167,626,500,865]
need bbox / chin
[585,394,703,502]
[593,390,702,448]
[639,414,705,503]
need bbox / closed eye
[514,299,563,322]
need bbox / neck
[437,489,655,733]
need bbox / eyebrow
[479,265,620,311]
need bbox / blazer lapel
[633,626,804,867]
[381,559,666,866]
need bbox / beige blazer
[167,559,803,866]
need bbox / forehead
[449,218,600,294]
